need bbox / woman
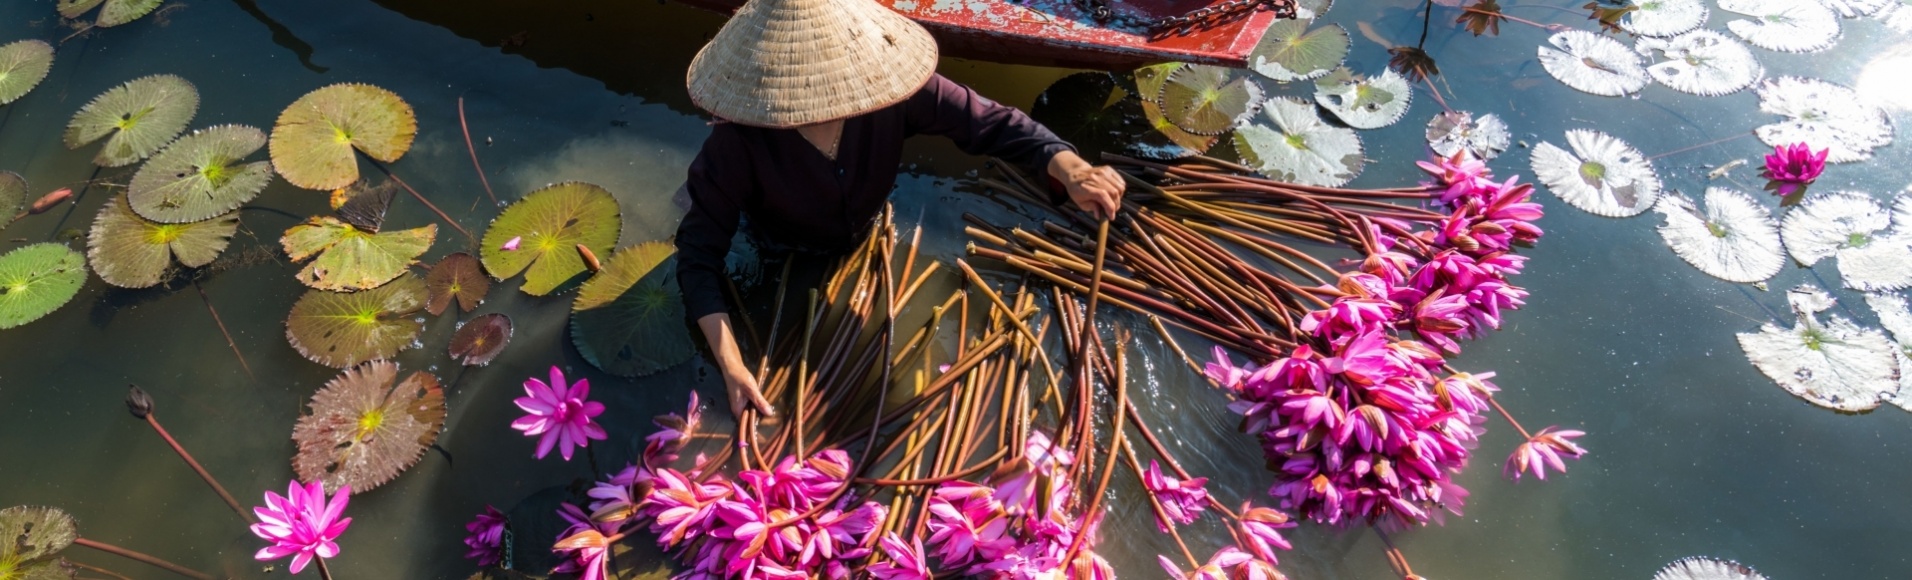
[675,0,1125,418]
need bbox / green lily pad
[0,505,78,580]
[480,182,621,296]
[0,40,54,106]
[426,252,488,315]
[0,244,88,330]
[63,75,199,168]
[127,124,274,223]
[1313,67,1413,130]
[1249,20,1349,83]
[0,171,26,230]
[450,312,512,366]
[292,360,445,493]
[86,194,238,288]
[281,217,436,292]
[1135,99,1216,159]
[285,274,427,368]
[269,84,418,190]
[57,0,106,19]
[570,242,692,377]
[59,0,165,27]
[1029,72,1148,162]
[1133,62,1182,105]
[1158,65,1264,136]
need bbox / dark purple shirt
[675,74,1074,320]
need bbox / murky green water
[1,0,1909,578]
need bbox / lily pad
[0,505,77,580]
[1158,65,1264,136]
[1653,187,1784,283]
[0,244,88,330]
[1653,557,1766,580]
[1425,111,1511,160]
[1293,0,1333,20]
[570,241,693,377]
[1778,191,1912,291]
[63,74,199,168]
[0,171,26,229]
[281,217,437,292]
[1134,99,1216,159]
[285,274,427,368]
[1754,76,1893,164]
[1739,283,1902,412]
[1881,2,1912,32]
[269,84,418,191]
[480,182,621,296]
[0,40,54,106]
[1869,292,1912,343]
[292,360,446,493]
[1248,20,1349,83]
[336,179,398,234]
[60,0,166,27]
[1636,30,1763,97]
[1232,97,1363,187]
[1314,67,1412,130]
[127,124,274,223]
[1538,30,1648,97]
[1620,0,1709,37]
[426,252,488,315]
[87,194,238,288]
[450,313,513,367]
[1133,63,1181,106]
[1028,72,1147,162]
[1529,129,1662,217]
[1821,0,1893,16]
[1721,0,1841,53]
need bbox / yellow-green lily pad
[480,182,621,296]
[284,274,427,368]
[281,217,436,292]
[0,40,54,106]
[127,124,274,223]
[269,84,417,190]
[0,505,78,580]
[0,171,27,230]
[0,243,88,330]
[570,242,691,377]
[87,194,238,288]
[64,74,199,168]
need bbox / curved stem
[456,97,499,207]
[72,538,214,580]
[144,414,254,524]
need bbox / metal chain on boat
[1146,0,1298,38]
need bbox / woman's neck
[796,119,846,160]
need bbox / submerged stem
[73,538,215,580]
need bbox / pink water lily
[250,481,352,575]
[552,503,614,580]
[512,366,607,461]
[1506,427,1587,481]
[1761,142,1828,197]
[1142,460,1208,531]
[867,533,931,580]
[462,505,508,567]
[501,235,522,251]
[1159,546,1253,580]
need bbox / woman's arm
[676,126,775,418]
[698,313,774,417]
[905,74,1123,219]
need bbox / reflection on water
[0,0,1909,579]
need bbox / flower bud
[125,384,153,419]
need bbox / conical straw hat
[687,0,939,128]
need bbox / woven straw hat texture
[687,0,939,128]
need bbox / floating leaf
[426,252,488,315]
[1636,30,1763,96]
[1314,67,1413,130]
[1819,0,1893,17]
[292,360,445,493]
[0,40,54,106]
[1754,76,1893,164]
[0,505,77,580]
[1132,63,1182,106]
[1620,0,1708,37]
[480,182,621,296]
[1529,129,1662,217]
[1158,65,1264,136]
[1457,0,1508,36]
[0,244,87,330]
[285,274,427,368]
[1653,557,1767,580]
[1425,111,1510,160]
[57,0,106,19]
[1781,193,1912,292]
[98,0,165,27]
[63,74,199,168]
[1869,291,1912,412]
[1738,283,1902,412]
[0,171,26,230]
[1232,97,1364,187]
[1538,30,1648,97]
[1134,99,1216,159]
[571,241,693,377]
[87,194,238,288]
[281,217,436,292]
[1583,1,1637,33]
[126,125,274,223]
[269,84,418,190]
[450,313,512,366]
[1653,187,1784,283]
[1385,46,1439,83]
[1248,20,1349,82]
[1879,1,1912,31]
[336,179,398,234]
[1028,72,1147,162]
[1721,0,1841,53]
[1293,0,1333,20]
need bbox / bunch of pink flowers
[920,432,1115,579]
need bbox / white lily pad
[1654,187,1785,283]
[1529,129,1661,217]
[1425,111,1510,160]
[1620,0,1709,37]
[1721,0,1841,53]
[1779,192,1912,291]
[1538,30,1648,97]
[1754,77,1892,164]
[1232,97,1363,187]
[1817,0,1892,18]
[1653,557,1767,580]
[1880,1,1912,31]
[1293,0,1332,20]
[1248,20,1349,83]
[1636,30,1764,96]
[1869,292,1912,412]
[1738,283,1902,412]
[1313,67,1412,130]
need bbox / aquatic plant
[291,361,446,492]
[479,182,622,296]
[1529,129,1662,217]
[250,480,353,576]
[463,506,509,567]
[1618,0,1708,37]
[124,385,255,523]
[1504,427,1587,481]
[1636,30,1764,97]
[87,194,239,288]
[1761,143,1829,197]
[1754,76,1894,164]
[426,252,490,315]
[0,40,54,106]
[569,241,692,377]
[63,74,199,168]
[0,243,88,329]
[449,313,513,367]
[1425,111,1510,161]
[512,366,606,461]
[1312,67,1412,130]
[126,124,276,223]
[1233,97,1364,186]
[0,505,79,579]
[1738,285,1903,411]
[284,275,427,367]
[269,84,416,191]
[56,0,167,28]
[1720,0,1841,53]
[1141,460,1207,531]
[0,171,28,229]
[281,216,437,292]
[1653,556,1768,580]
[1652,188,1785,283]
[1247,19,1349,83]
[1779,192,1912,292]
[1158,65,1264,137]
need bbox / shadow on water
[229,0,330,73]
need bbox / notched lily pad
[1248,19,1349,82]
[450,313,512,366]
[0,171,26,230]
[60,0,166,27]
[281,217,436,292]
[1313,67,1412,130]
[1781,192,1912,292]
[1738,284,1902,412]
[0,40,54,106]
[1158,65,1264,136]
[1529,129,1662,217]
[87,194,238,288]
[570,241,693,377]
[1620,0,1709,37]
[1636,30,1764,97]
[1426,111,1510,160]
[1538,30,1648,97]
[426,252,488,315]
[285,274,427,368]
[1233,97,1363,187]
[1721,0,1841,53]
[64,74,199,168]
[1754,76,1893,164]
[128,124,275,223]
[1134,99,1216,159]
[292,360,446,493]
[480,182,622,296]
[0,243,88,330]
[0,505,78,580]
[1653,557,1766,580]
[1653,187,1784,283]
[269,84,418,190]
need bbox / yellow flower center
[357,408,385,439]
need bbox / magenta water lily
[462,505,508,567]
[513,366,607,461]
[251,480,352,575]
[1760,142,1828,197]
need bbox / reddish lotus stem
[1462,7,1560,31]
[143,414,253,524]
[368,162,477,243]
[192,281,253,381]
[73,538,215,580]
[316,558,336,580]
[70,561,134,580]
[1486,394,1534,440]
[856,447,1007,486]
[456,97,499,207]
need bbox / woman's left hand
[1048,150,1125,221]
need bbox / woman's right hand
[724,367,775,418]
[699,312,777,418]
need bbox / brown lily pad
[426,252,488,315]
[449,313,512,366]
[292,360,446,494]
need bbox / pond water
[1,0,1909,579]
